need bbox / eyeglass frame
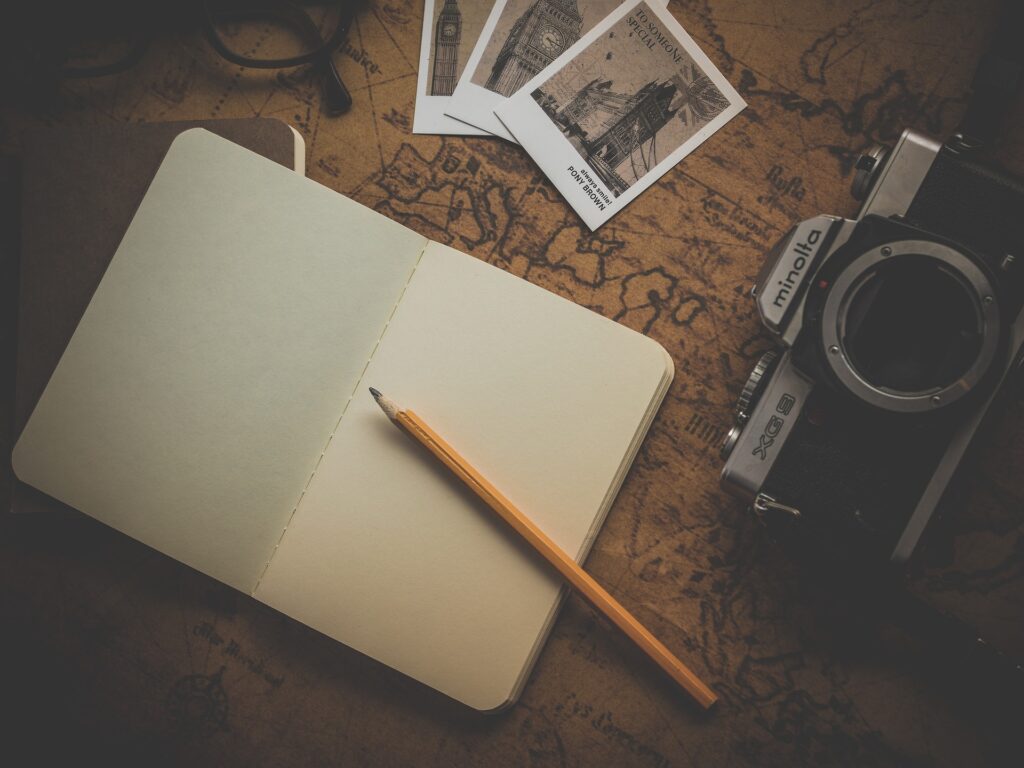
[60,1,358,115]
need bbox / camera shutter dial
[851,144,889,201]
[720,350,780,461]
[735,350,779,423]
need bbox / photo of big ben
[484,0,582,96]
[431,0,463,96]
[467,0,622,100]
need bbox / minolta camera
[720,129,1024,566]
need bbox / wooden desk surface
[2,1,1022,766]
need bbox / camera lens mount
[820,239,1001,413]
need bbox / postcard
[414,0,495,135]
[444,0,651,141]
[494,0,745,229]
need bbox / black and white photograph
[469,0,622,96]
[495,0,745,228]
[428,0,493,96]
[445,0,629,140]
[414,0,494,135]
[531,5,731,196]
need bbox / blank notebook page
[12,129,426,591]
[255,241,673,710]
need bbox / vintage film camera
[720,129,1024,566]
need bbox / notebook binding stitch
[249,241,430,595]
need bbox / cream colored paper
[12,130,425,591]
[255,242,672,710]
[13,130,673,711]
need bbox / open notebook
[11,118,304,516]
[12,129,673,711]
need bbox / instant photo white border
[494,0,746,230]
[445,0,669,142]
[444,0,518,141]
[414,0,489,136]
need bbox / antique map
[2,1,1022,766]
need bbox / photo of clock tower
[485,0,583,97]
[431,0,463,96]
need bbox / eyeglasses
[56,1,359,116]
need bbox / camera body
[720,129,1024,566]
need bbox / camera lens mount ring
[820,239,1001,413]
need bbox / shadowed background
[1,1,1022,766]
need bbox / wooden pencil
[368,387,718,710]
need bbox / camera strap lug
[752,493,802,521]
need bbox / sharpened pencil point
[369,387,399,421]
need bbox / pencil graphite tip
[368,387,399,421]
